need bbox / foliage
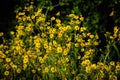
[0,2,120,79]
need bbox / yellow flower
[58,32,63,38]
[80,16,84,21]
[94,41,99,46]
[51,17,55,21]
[10,31,14,35]
[77,56,81,59]
[23,55,29,64]
[116,65,120,71]
[32,69,36,74]
[86,66,91,73]
[63,48,69,55]
[81,48,84,52]
[90,34,94,38]
[56,11,60,16]
[51,67,56,73]
[68,14,74,17]
[110,61,115,66]
[17,68,21,73]
[81,59,91,66]
[109,10,114,16]
[0,59,3,62]
[74,26,79,30]
[95,34,99,39]
[57,46,62,53]
[65,57,69,62]
[55,19,61,23]
[0,53,6,58]
[5,64,10,70]
[5,58,11,63]
[4,71,9,76]
[44,43,49,49]
[75,43,79,47]
[50,34,54,38]
[38,57,44,63]
[0,32,3,37]
[80,27,86,32]
[37,68,41,71]
[23,63,27,70]
[110,36,114,39]
[91,64,97,70]
[44,67,49,73]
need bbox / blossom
[4,71,9,76]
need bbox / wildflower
[109,74,117,80]
[50,34,54,38]
[116,65,120,71]
[86,66,91,73]
[55,19,61,23]
[81,48,85,52]
[5,58,11,63]
[68,14,75,17]
[51,67,56,73]
[77,56,81,59]
[74,15,79,19]
[23,63,27,70]
[63,48,69,55]
[17,68,21,73]
[10,31,14,35]
[81,59,91,66]
[109,10,114,16]
[75,43,79,47]
[80,27,86,32]
[51,17,55,21]
[65,57,69,62]
[90,34,94,38]
[80,16,84,21]
[37,68,41,71]
[74,26,79,30]
[32,69,36,74]
[44,67,49,73]
[57,46,62,53]
[0,59,3,62]
[5,64,10,70]
[4,71,9,76]
[95,34,99,39]
[0,32,3,37]
[110,36,114,39]
[58,32,63,38]
[91,64,97,70]
[23,55,29,64]
[44,43,49,49]
[94,41,99,46]
[110,61,115,66]
[56,11,60,16]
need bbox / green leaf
[113,44,120,59]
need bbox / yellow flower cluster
[0,2,120,80]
